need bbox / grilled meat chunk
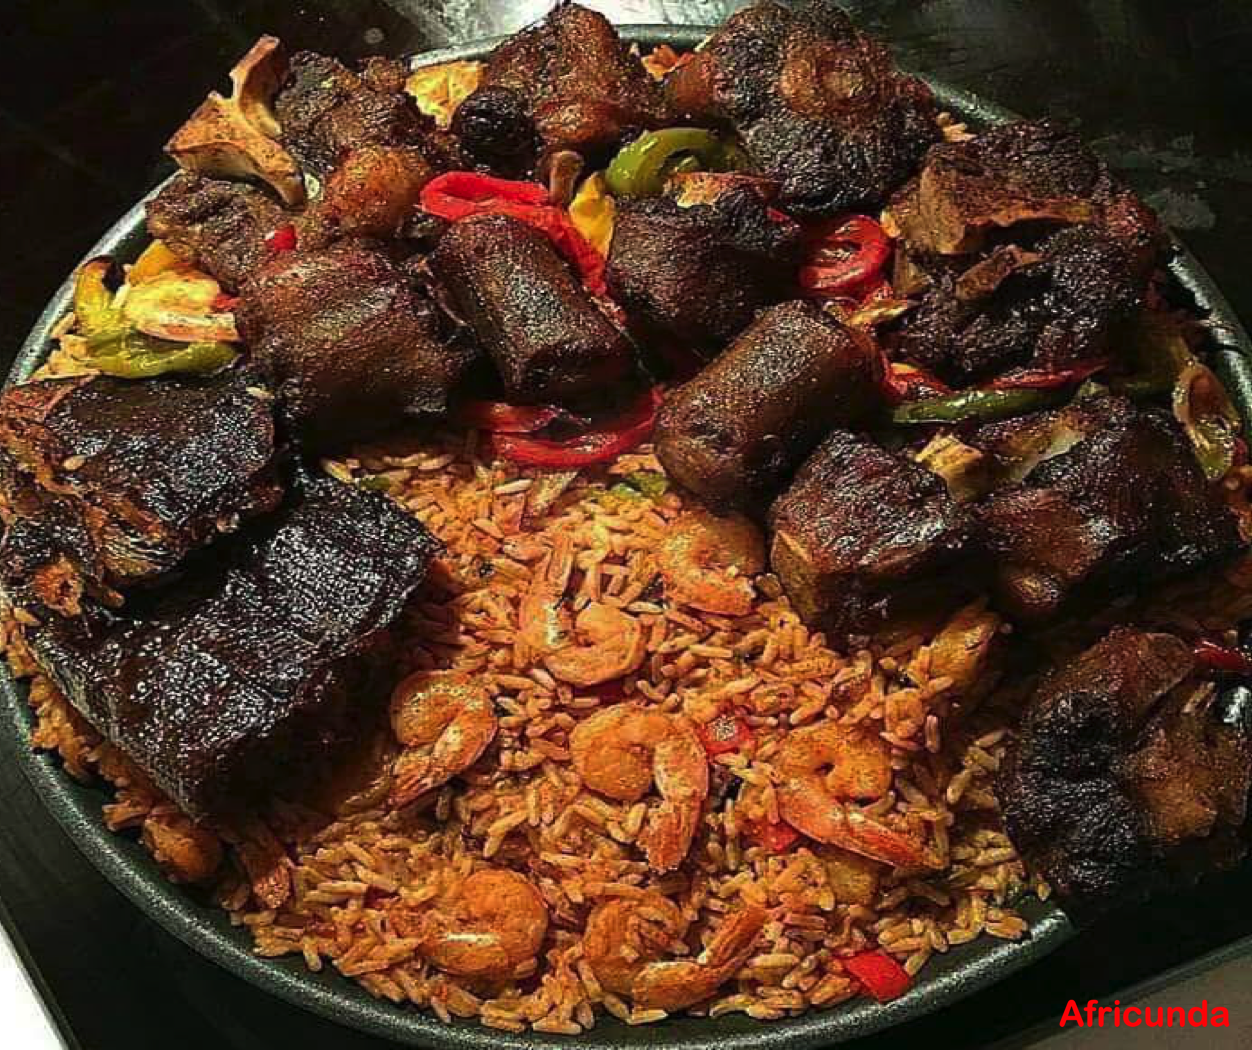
[304,143,435,245]
[769,430,976,639]
[0,373,280,594]
[428,214,631,403]
[655,301,881,512]
[666,1,939,216]
[146,173,289,291]
[452,3,668,174]
[976,397,1245,623]
[605,183,803,354]
[274,53,429,178]
[889,120,1161,264]
[20,476,439,819]
[998,627,1252,914]
[892,225,1144,384]
[236,239,473,444]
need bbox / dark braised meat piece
[998,627,1252,915]
[428,214,632,403]
[655,301,881,512]
[889,120,1161,265]
[976,396,1245,623]
[236,239,474,444]
[453,3,668,173]
[769,430,976,640]
[274,53,428,178]
[146,173,289,291]
[666,0,939,216]
[21,476,439,819]
[0,372,280,595]
[892,225,1144,384]
[605,182,803,354]
[304,143,435,245]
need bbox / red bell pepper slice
[844,950,913,1003]
[493,387,662,469]
[264,223,298,254]
[1193,639,1252,676]
[454,400,583,434]
[696,712,755,756]
[746,818,801,854]
[881,360,953,405]
[420,171,609,297]
[799,215,892,299]
[988,358,1109,391]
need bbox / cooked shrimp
[518,533,576,656]
[519,534,646,686]
[543,603,647,686]
[570,703,709,871]
[388,670,497,808]
[412,868,549,980]
[776,722,938,869]
[630,904,769,1010]
[582,893,688,996]
[658,510,765,616]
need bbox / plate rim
[4,22,1249,1050]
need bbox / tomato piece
[264,223,298,254]
[844,950,912,1003]
[697,712,754,756]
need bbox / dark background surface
[2,2,1252,1048]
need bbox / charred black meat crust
[453,3,669,172]
[667,0,939,216]
[768,429,977,639]
[976,397,1246,623]
[236,239,475,445]
[655,301,882,513]
[274,52,432,178]
[428,213,633,403]
[23,476,440,820]
[605,188,804,353]
[0,373,280,590]
[998,627,1252,916]
[146,174,289,292]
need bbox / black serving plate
[2,24,1249,1050]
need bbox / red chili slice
[881,360,953,405]
[264,223,298,254]
[988,358,1110,391]
[210,292,240,313]
[844,950,913,1003]
[799,215,892,298]
[420,172,608,297]
[492,387,663,469]
[696,712,755,756]
[747,819,801,854]
[454,401,581,434]
[1193,639,1252,676]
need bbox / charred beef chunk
[274,53,428,178]
[892,225,1144,384]
[998,627,1252,915]
[976,396,1245,623]
[452,3,668,174]
[428,213,632,403]
[666,1,938,216]
[605,182,803,354]
[889,120,1161,264]
[0,372,280,594]
[769,429,976,639]
[20,476,439,820]
[655,301,882,512]
[305,143,435,245]
[236,239,474,445]
[146,173,289,291]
